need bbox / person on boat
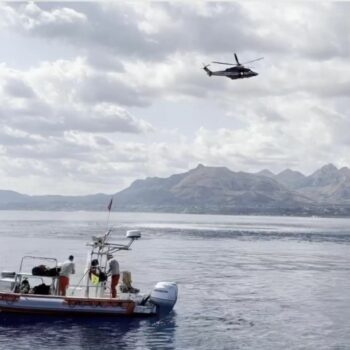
[19,278,30,294]
[89,259,102,285]
[107,253,120,298]
[58,255,75,296]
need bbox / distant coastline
[2,163,350,217]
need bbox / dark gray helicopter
[203,53,263,80]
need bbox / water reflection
[0,312,177,350]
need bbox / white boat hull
[0,293,156,317]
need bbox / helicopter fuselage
[203,52,262,80]
[204,66,258,79]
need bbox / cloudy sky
[0,1,349,195]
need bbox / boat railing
[19,256,58,274]
[15,272,45,284]
[11,272,56,294]
[68,283,106,298]
[10,256,60,294]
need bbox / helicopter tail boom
[203,65,212,77]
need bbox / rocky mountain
[256,169,275,178]
[114,164,312,214]
[0,190,30,204]
[0,191,109,210]
[294,164,350,204]
[114,163,350,215]
[257,163,350,207]
[2,163,350,216]
[303,164,339,188]
[274,169,307,189]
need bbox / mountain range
[2,163,350,216]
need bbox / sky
[0,1,350,195]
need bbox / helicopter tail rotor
[202,63,212,77]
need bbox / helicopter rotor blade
[234,53,240,65]
[212,61,238,66]
[240,57,264,65]
[212,55,263,66]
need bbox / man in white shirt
[59,255,75,296]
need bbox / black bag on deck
[32,265,48,276]
[32,265,60,277]
[33,283,51,295]
[46,267,61,277]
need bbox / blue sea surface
[0,211,350,349]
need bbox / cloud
[78,73,151,107]
[3,2,350,103]
[0,59,153,136]
[19,2,87,31]
[0,1,349,195]
[4,77,36,98]
[4,2,349,60]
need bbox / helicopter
[203,53,263,80]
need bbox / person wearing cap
[59,255,75,296]
[107,253,120,298]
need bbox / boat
[0,229,178,317]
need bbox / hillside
[2,163,350,216]
[114,164,313,215]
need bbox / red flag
[107,198,113,211]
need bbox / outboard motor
[150,282,178,313]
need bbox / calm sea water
[0,211,350,349]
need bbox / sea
[0,211,350,350]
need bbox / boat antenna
[101,197,114,246]
[106,197,113,230]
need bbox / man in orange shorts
[59,255,75,296]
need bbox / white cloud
[0,58,153,136]
[17,2,87,31]
[0,1,349,195]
